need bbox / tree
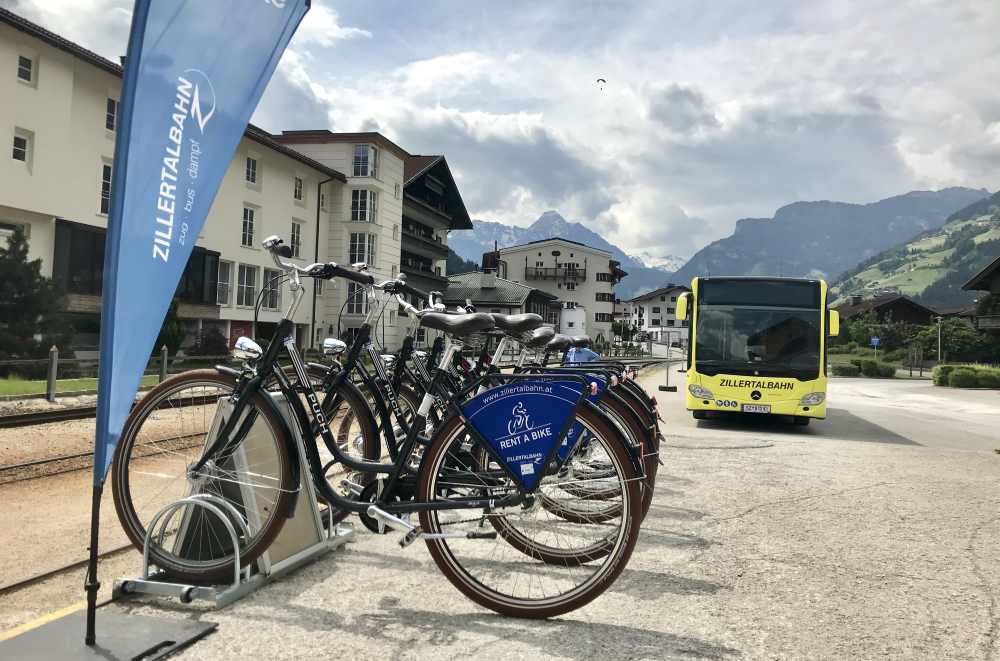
[446,248,479,276]
[0,226,66,367]
[156,298,186,354]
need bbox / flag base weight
[0,609,216,661]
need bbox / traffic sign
[870,336,881,348]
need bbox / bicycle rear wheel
[112,369,295,582]
[418,406,642,618]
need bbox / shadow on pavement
[694,409,918,445]
[347,604,738,659]
[612,566,724,598]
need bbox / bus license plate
[742,404,771,414]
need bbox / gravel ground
[5,367,1000,660]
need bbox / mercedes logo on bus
[750,390,762,401]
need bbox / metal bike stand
[114,393,354,608]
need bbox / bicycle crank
[365,506,497,548]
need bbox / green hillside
[832,191,1000,308]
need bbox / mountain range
[449,211,684,299]
[831,190,1000,308]
[668,187,989,286]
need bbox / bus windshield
[695,280,822,379]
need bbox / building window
[565,282,576,291]
[392,224,398,241]
[17,56,33,83]
[596,292,614,302]
[349,232,376,266]
[217,260,232,305]
[352,144,378,177]
[595,313,614,323]
[293,176,303,201]
[245,157,257,184]
[105,98,117,131]
[394,183,401,199]
[241,207,255,247]
[237,264,257,307]
[262,268,281,310]
[671,296,677,302]
[346,282,367,315]
[667,307,674,314]
[652,306,661,313]
[351,190,377,222]
[290,221,302,258]
[315,279,323,296]
[391,264,397,278]
[100,163,113,214]
[12,133,29,162]
[667,320,675,327]
[596,272,614,282]
[652,318,661,326]
[319,191,327,210]
[660,296,666,301]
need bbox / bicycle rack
[114,393,354,608]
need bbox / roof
[404,155,441,184]
[403,154,473,230]
[275,130,409,160]
[498,237,612,257]
[963,255,1000,291]
[628,284,689,303]
[0,8,347,182]
[444,272,557,307]
[834,294,938,319]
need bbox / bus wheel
[794,416,810,426]
[692,411,707,420]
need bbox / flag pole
[84,485,103,645]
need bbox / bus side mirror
[828,310,840,337]
[676,293,688,321]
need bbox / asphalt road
[6,365,1000,660]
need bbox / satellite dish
[551,250,561,257]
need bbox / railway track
[0,405,99,429]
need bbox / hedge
[935,364,1000,389]
[857,359,895,378]
[949,367,979,388]
[832,363,861,377]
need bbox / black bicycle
[111,235,644,618]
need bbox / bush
[933,365,955,386]
[187,328,230,357]
[884,348,907,363]
[949,367,979,388]
[858,359,895,378]
[845,341,859,352]
[832,363,860,377]
[827,345,850,354]
[978,371,1000,389]
[850,358,863,368]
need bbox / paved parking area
[96,367,1000,660]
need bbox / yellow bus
[676,277,839,426]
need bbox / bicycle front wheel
[417,405,643,618]
[112,369,296,582]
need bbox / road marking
[0,600,85,641]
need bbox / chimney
[481,270,497,289]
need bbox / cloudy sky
[5,0,1000,259]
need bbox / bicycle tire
[112,369,295,582]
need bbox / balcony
[401,225,448,256]
[975,314,1000,331]
[525,266,587,282]
[400,258,449,285]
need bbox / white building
[627,285,690,343]
[0,8,470,353]
[490,238,627,344]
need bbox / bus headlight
[688,384,713,399]
[799,392,825,406]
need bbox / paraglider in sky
[596,77,606,91]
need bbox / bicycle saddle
[571,335,592,348]
[522,325,555,349]
[419,312,495,337]
[546,334,573,351]
[490,313,543,334]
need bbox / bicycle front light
[688,384,713,399]
[799,392,826,406]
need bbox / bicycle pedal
[465,531,498,540]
